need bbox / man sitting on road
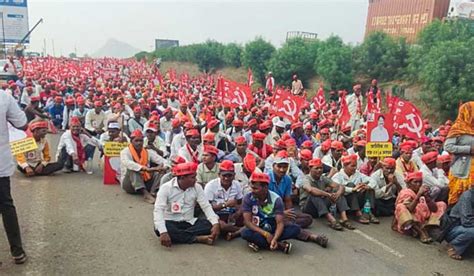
[16,120,64,177]
[120,129,168,204]
[241,172,300,254]
[300,158,350,232]
[196,145,220,187]
[154,162,220,247]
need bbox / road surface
[0,134,472,275]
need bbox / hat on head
[405,171,423,182]
[437,154,452,164]
[331,141,344,150]
[172,156,186,165]
[341,154,358,166]
[356,140,367,147]
[203,145,219,156]
[30,96,40,102]
[107,121,121,130]
[233,119,244,127]
[54,96,63,103]
[247,119,257,127]
[130,129,144,139]
[381,157,396,168]
[252,132,266,141]
[243,154,257,173]
[291,122,303,131]
[319,128,329,134]
[302,140,313,148]
[321,139,332,151]
[274,150,289,165]
[285,139,296,147]
[300,149,313,161]
[70,116,81,126]
[29,121,49,131]
[275,120,286,128]
[94,101,103,107]
[173,162,198,176]
[421,151,438,164]
[259,121,272,131]
[133,106,142,113]
[207,119,220,130]
[219,160,235,172]
[145,123,158,133]
[185,129,200,137]
[171,118,181,128]
[234,136,247,145]
[274,139,287,150]
[66,98,75,105]
[250,172,270,184]
[203,132,215,142]
[309,158,323,167]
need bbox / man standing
[265,72,275,93]
[154,162,220,247]
[0,91,28,264]
[291,74,304,96]
[346,84,363,132]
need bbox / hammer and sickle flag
[270,87,306,122]
[390,97,426,140]
[217,77,253,109]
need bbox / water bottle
[363,199,371,214]
[86,158,93,175]
[329,204,337,217]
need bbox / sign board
[0,0,30,44]
[103,156,120,185]
[366,112,394,158]
[10,137,37,155]
[103,142,128,157]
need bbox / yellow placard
[366,142,393,158]
[104,142,128,157]
[10,137,38,155]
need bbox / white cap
[107,122,121,129]
[275,120,286,128]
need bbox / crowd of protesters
[1,56,473,261]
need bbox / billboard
[0,0,30,44]
[155,39,179,50]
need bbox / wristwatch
[221,203,227,209]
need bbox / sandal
[357,214,370,224]
[447,246,462,261]
[420,235,433,244]
[369,213,380,224]
[13,253,27,265]
[340,220,356,230]
[281,241,292,254]
[248,242,259,252]
[328,220,343,231]
[314,234,329,248]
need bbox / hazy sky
[27,0,369,56]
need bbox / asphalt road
[0,134,472,275]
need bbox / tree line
[136,19,474,120]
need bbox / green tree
[315,36,353,90]
[268,38,316,87]
[194,41,224,73]
[419,39,474,119]
[242,37,275,84]
[222,43,242,67]
[353,32,408,80]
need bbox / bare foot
[225,232,238,241]
[196,235,214,245]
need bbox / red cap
[171,119,181,128]
[421,151,438,164]
[250,172,270,184]
[133,106,142,113]
[30,96,40,102]
[309,158,323,167]
[172,156,186,165]
[330,141,344,150]
[235,136,246,145]
[437,154,452,164]
[285,139,296,147]
[259,121,272,131]
[130,129,144,139]
[94,101,102,107]
[145,123,158,132]
[252,132,266,141]
[381,157,396,168]
[319,128,329,134]
[233,119,244,127]
[219,160,235,172]
[341,154,358,165]
[173,162,198,176]
[203,132,215,142]
[70,116,81,126]
[243,154,257,173]
[185,128,199,137]
[207,119,220,130]
[356,140,367,147]
[300,149,313,161]
[247,119,257,127]
[321,139,332,151]
[274,139,287,150]
[203,145,219,156]
[405,171,423,182]
[29,121,49,131]
[302,140,313,148]
[54,96,63,103]
[291,122,303,131]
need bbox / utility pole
[1,12,6,58]
[43,38,46,56]
[51,39,55,57]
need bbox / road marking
[353,229,405,258]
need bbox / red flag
[365,91,380,114]
[270,88,306,122]
[217,77,253,109]
[313,87,326,111]
[247,68,254,87]
[386,90,393,110]
[337,91,351,128]
[376,89,382,112]
[390,98,426,140]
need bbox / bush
[241,37,275,85]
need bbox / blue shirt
[241,191,284,229]
[268,170,292,199]
[49,105,64,124]
[291,133,309,148]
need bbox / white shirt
[332,170,374,194]
[0,93,27,177]
[153,178,219,234]
[177,144,203,163]
[420,164,446,188]
[234,163,262,195]
[56,130,100,159]
[170,132,186,159]
[119,146,168,186]
[204,178,243,205]
[369,169,406,200]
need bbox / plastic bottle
[86,158,93,175]
[363,199,371,214]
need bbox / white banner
[0,0,29,44]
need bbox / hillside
[92,39,141,58]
